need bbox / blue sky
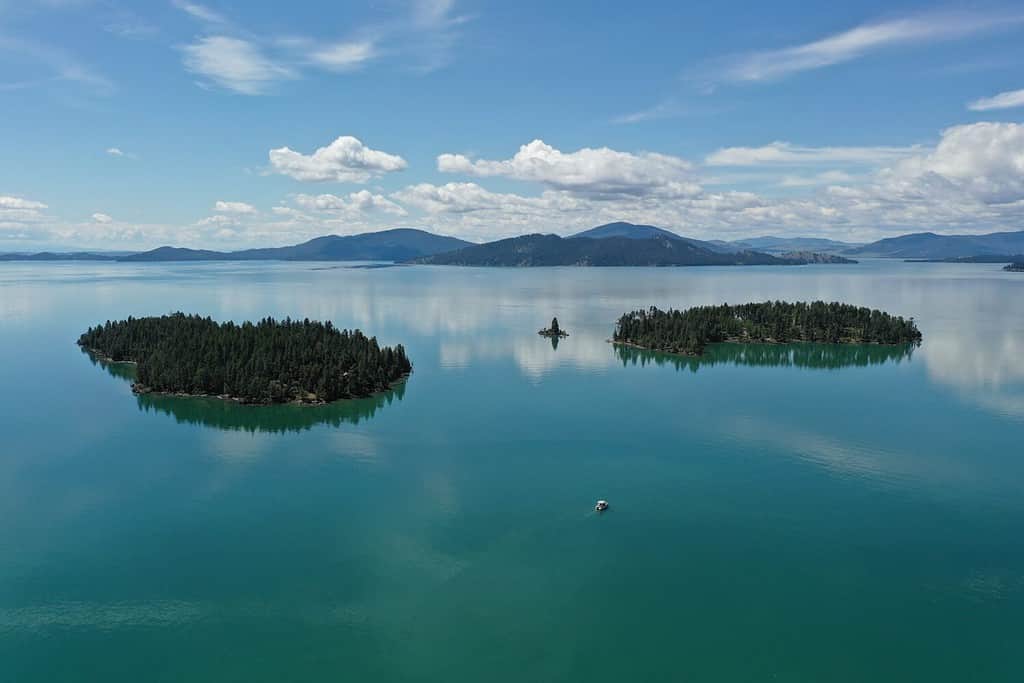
[2,0,1024,249]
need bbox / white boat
[595,500,609,512]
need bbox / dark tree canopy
[613,301,922,356]
[539,316,568,338]
[79,313,411,404]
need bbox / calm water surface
[1,261,1023,682]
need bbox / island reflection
[89,353,404,434]
[614,342,916,372]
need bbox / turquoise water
[1,261,1023,681]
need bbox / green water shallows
[1,260,1023,682]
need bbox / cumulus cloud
[886,122,1024,204]
[706,142,918,166]
[393,182,573,214]
[0,196,48,226]
[181,36,295,95]
[438,140,700,198]
[214,200,256,214]
[17,120,1024,248]
[196,214,239,227]
[698,10,1023,85]
[387,121,1024,241]
[91,212,113,223]
[0,196,47,211]
[968,88,1024,111]
[0,195,50,241]
[269,136,407,183]
[293,190,407,215]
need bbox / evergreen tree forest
[79,313,412,404]
[613,301,922,355]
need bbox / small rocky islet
[538,317,569,338]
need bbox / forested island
[78,313,412,404]
[1004,262,1024,272]
[612,301,922,356]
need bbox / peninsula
[1004,262,1024,272]
[612,301,922,356]
[78,313,412,404]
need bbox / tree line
[79,313,412,404]
[613,301,922,355]
[614,338,915,371]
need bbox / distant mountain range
[118,229,471,262]
[572,221,688,241]
[0,251,117,261]
[723,236,861,254]
[4,222,1022,264]
[409,232,853,267]
[903,254,1024,263]
[571,221,737,253]
[572,222,859,255]
[2,229,469,263]
[843,230,1024,259]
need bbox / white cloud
[887,122,1024,204]
[293,191,407,216]
[15,120,1024,249]
[0,195,50,241]
[309,41,377,72]
[173,0,227,25]
[213,200,256,214]
[104,18,159,39]
[393,182,564,214]
[778,171,857,187]
[196,214,238,227]
[0,196,47,211]
[699,10,1023,85]
[105,147,137,159]
[269,135,407,183]
[968,88,1024,111]
[611,101,686,125]
[438,140,700,198]
[706,142,919,166]
[173,1,467,94]
[391,122,1024,242]
[412,0,457,26]
[181,36,295,95]
[91,212,113,223]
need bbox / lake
[1,260,1023,682]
